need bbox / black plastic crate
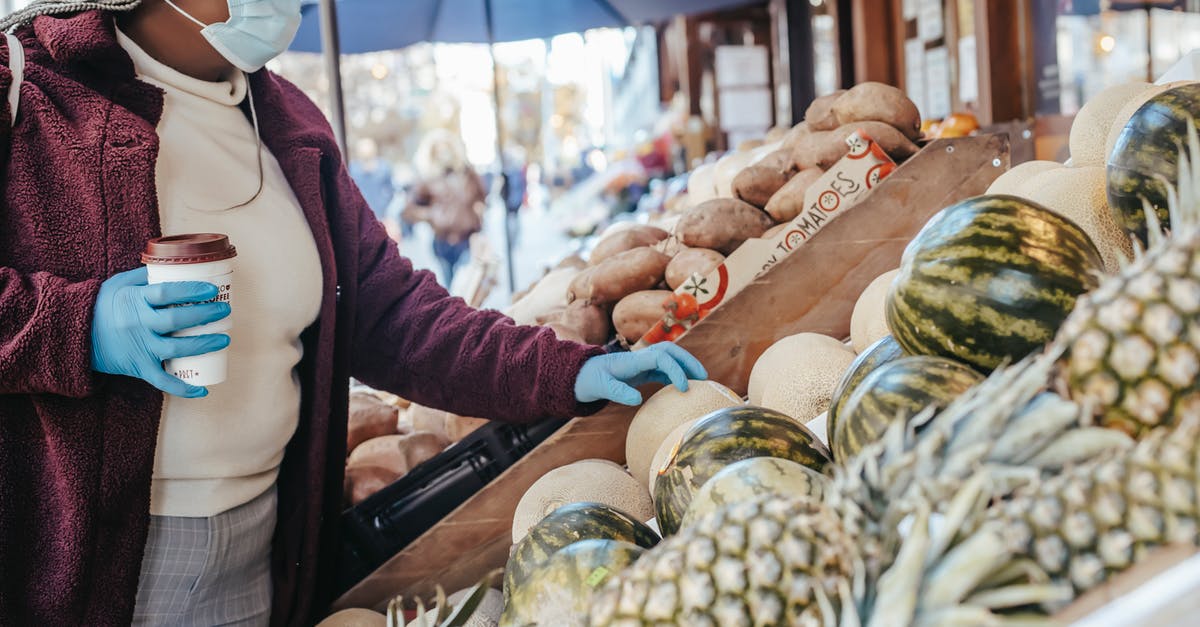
[336,417,568,595]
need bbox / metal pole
[318,0,349,158]
[485,0,517,295]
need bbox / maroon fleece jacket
[0,13,604,626]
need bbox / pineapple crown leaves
[386,570,502,627]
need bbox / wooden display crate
[333,133,1011,611]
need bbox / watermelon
[500,539,643,627]
[827,335,906,444]
[1107,82,1200,244]
[503,502,659,602]
[887,195,1103,372]
[680,457,827,529]
[833,355,983,461]
[653,405,831,536]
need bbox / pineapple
[1056,120,1200,437]
[587,495,861,627]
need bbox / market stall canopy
[290,0,765,53]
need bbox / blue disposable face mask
[165,0,302,73]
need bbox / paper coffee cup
[142,234,237,387]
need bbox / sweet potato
[347,435,411,475]
[793,122,919,171]
[347,392,400,454]
[733,164,794,209]
[763,169,826,222]
[554,254,587,271]
[832,82,922,140]
[400,432,450,469]
[764,125,790,143]
[805,91,846,131]
[407,403,451,441]
[567,247,671,306]
[713,151,758,198]
[613,290,674,343]
[589,225,670,265]
[688,162,719,205]
[507,267,579,326]
[344,465,399,506]
[558,302,613,345]
[444,415,489,442]
[761,222,790,240]
[665,248,726,290]
[782,122,811,152]
[675,198,775,255]
[756,148,794,173]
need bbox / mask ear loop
[161,0,266,212]
[185,73,267,213]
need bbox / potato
[764,125,790,143]
[733,164,794,209]
[675,198,776,255]
[665,248,726,290]
[832,82,922,141]
[507,267,579,326]
[554,254,587,271]
[347,435,411,475]
[567,247,671,306]
[558,302,613,345]
[761,222,790,240]
[589,225,670,265]
[613,290,674,343]
[445,415,489,442]
[713,151,758,198]
[782,122,811,152]
[407,403,451,441]
[401,432,450,469]
[347,392,400,454]
[345,464,399,506]
[763,169,826,222]
[793,122,919,171]
[805,91,846,131]
[756,148,794,173]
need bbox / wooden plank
[850,0,900,85]
[333,133,1010,612]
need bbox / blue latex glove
[575,342,708,406]
[90,267,232,398]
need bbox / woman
[403,129,485,286]
[0,2,704,626]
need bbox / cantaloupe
[647,417,703,497]
[986,160,1064,196]
[747,333,857,423]
[850,270,899,353]
[1069,82,1153,167]
[317,608,386,627]
[625,380,743,490]
[1017,165,1132,272]
[512,460,654,543]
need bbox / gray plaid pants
[132,486,276,626]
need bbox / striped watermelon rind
[827,335,906,445]
[1107,82,1200,244]
[680,457,828,529]
[503,502,660,602]
[653,405,832,537]
[886,194,1103,372]
[501,538,644,627]
[833,355,983,461]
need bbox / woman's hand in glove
[574,343,707,406]
[90,267,231,398]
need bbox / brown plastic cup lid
[142,233,237,265]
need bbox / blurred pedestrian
[500,146,528,247]
[403,130,485,286]
[348,137,398,240]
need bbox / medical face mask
[164,0,302,73]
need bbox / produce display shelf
[332,133,1011,612]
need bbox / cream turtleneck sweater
[117,30,324,517]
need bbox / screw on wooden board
[993,158,1003,167]
[946,145,956,153]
